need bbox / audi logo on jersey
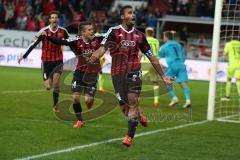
[83,49,95,55]
[120,40,136,47]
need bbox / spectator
[34,0,43,15]
[57,0,69,15]
[178,0,191,16]
[43,0,56,16]
[206,0,215,18]
[196,34,207,57]
[58,13,69,27]
[16,6,27,30]
[84,0,93,18]
[168,0,178,15]
[197,0,208,17]
[0,0,5,26]
[36,13,45,29]
[107,11,120,25]
[4,0,15,29]
[147,12,157,28]
[26,12,36,31]
[136,5,147,26]
[154,8,162,18]
[16,0,28,17]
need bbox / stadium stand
[0,0,215,32]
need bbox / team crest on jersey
[120,40,136,48]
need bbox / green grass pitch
[0,66,240,160]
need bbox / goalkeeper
[221,36,240,101]
[159,31,191,108]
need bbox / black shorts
[42,61,63,80]
[112,70,142,105]
[71,71,98,96]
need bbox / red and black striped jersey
[46,35,103,73]
[36,25,69,62]
[101,25,151,76]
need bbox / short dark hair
[78,21,93,33]
[120,5,132,15]
[163,31,176,40]
[48,11,60,18]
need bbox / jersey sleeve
[22,36,42,59]
[96,36,104,48]
[63,28,70,39]
[46,36,77,46]
[140,36,153,58]
[101,28,116,48]
[35,28,46,39]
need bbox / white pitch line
[216,114,240,121]
[15,120,208,160]
[217,119,240,123]
[0,89,45,94]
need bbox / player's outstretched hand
[18,56,23,64]
[162,76,173,85]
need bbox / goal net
[209,0,240,122]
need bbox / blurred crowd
[0,0,222,32]
[168,0,215,17]
[0,0,113,31]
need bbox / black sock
[128,118,139,138]
[53,91,59,106]
[73,103,82,121]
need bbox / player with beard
[89,6,172,146]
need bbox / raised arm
[18,36,42,64]
[45,36,76,46]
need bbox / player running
[18,11,69,112]
[221,36,240,101]
[142,27,160,107]
[42,21,103,128]
[89,5,172,146]
[159,31,191,108]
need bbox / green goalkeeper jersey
[224,40,240,66]
[142,37,160,62]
